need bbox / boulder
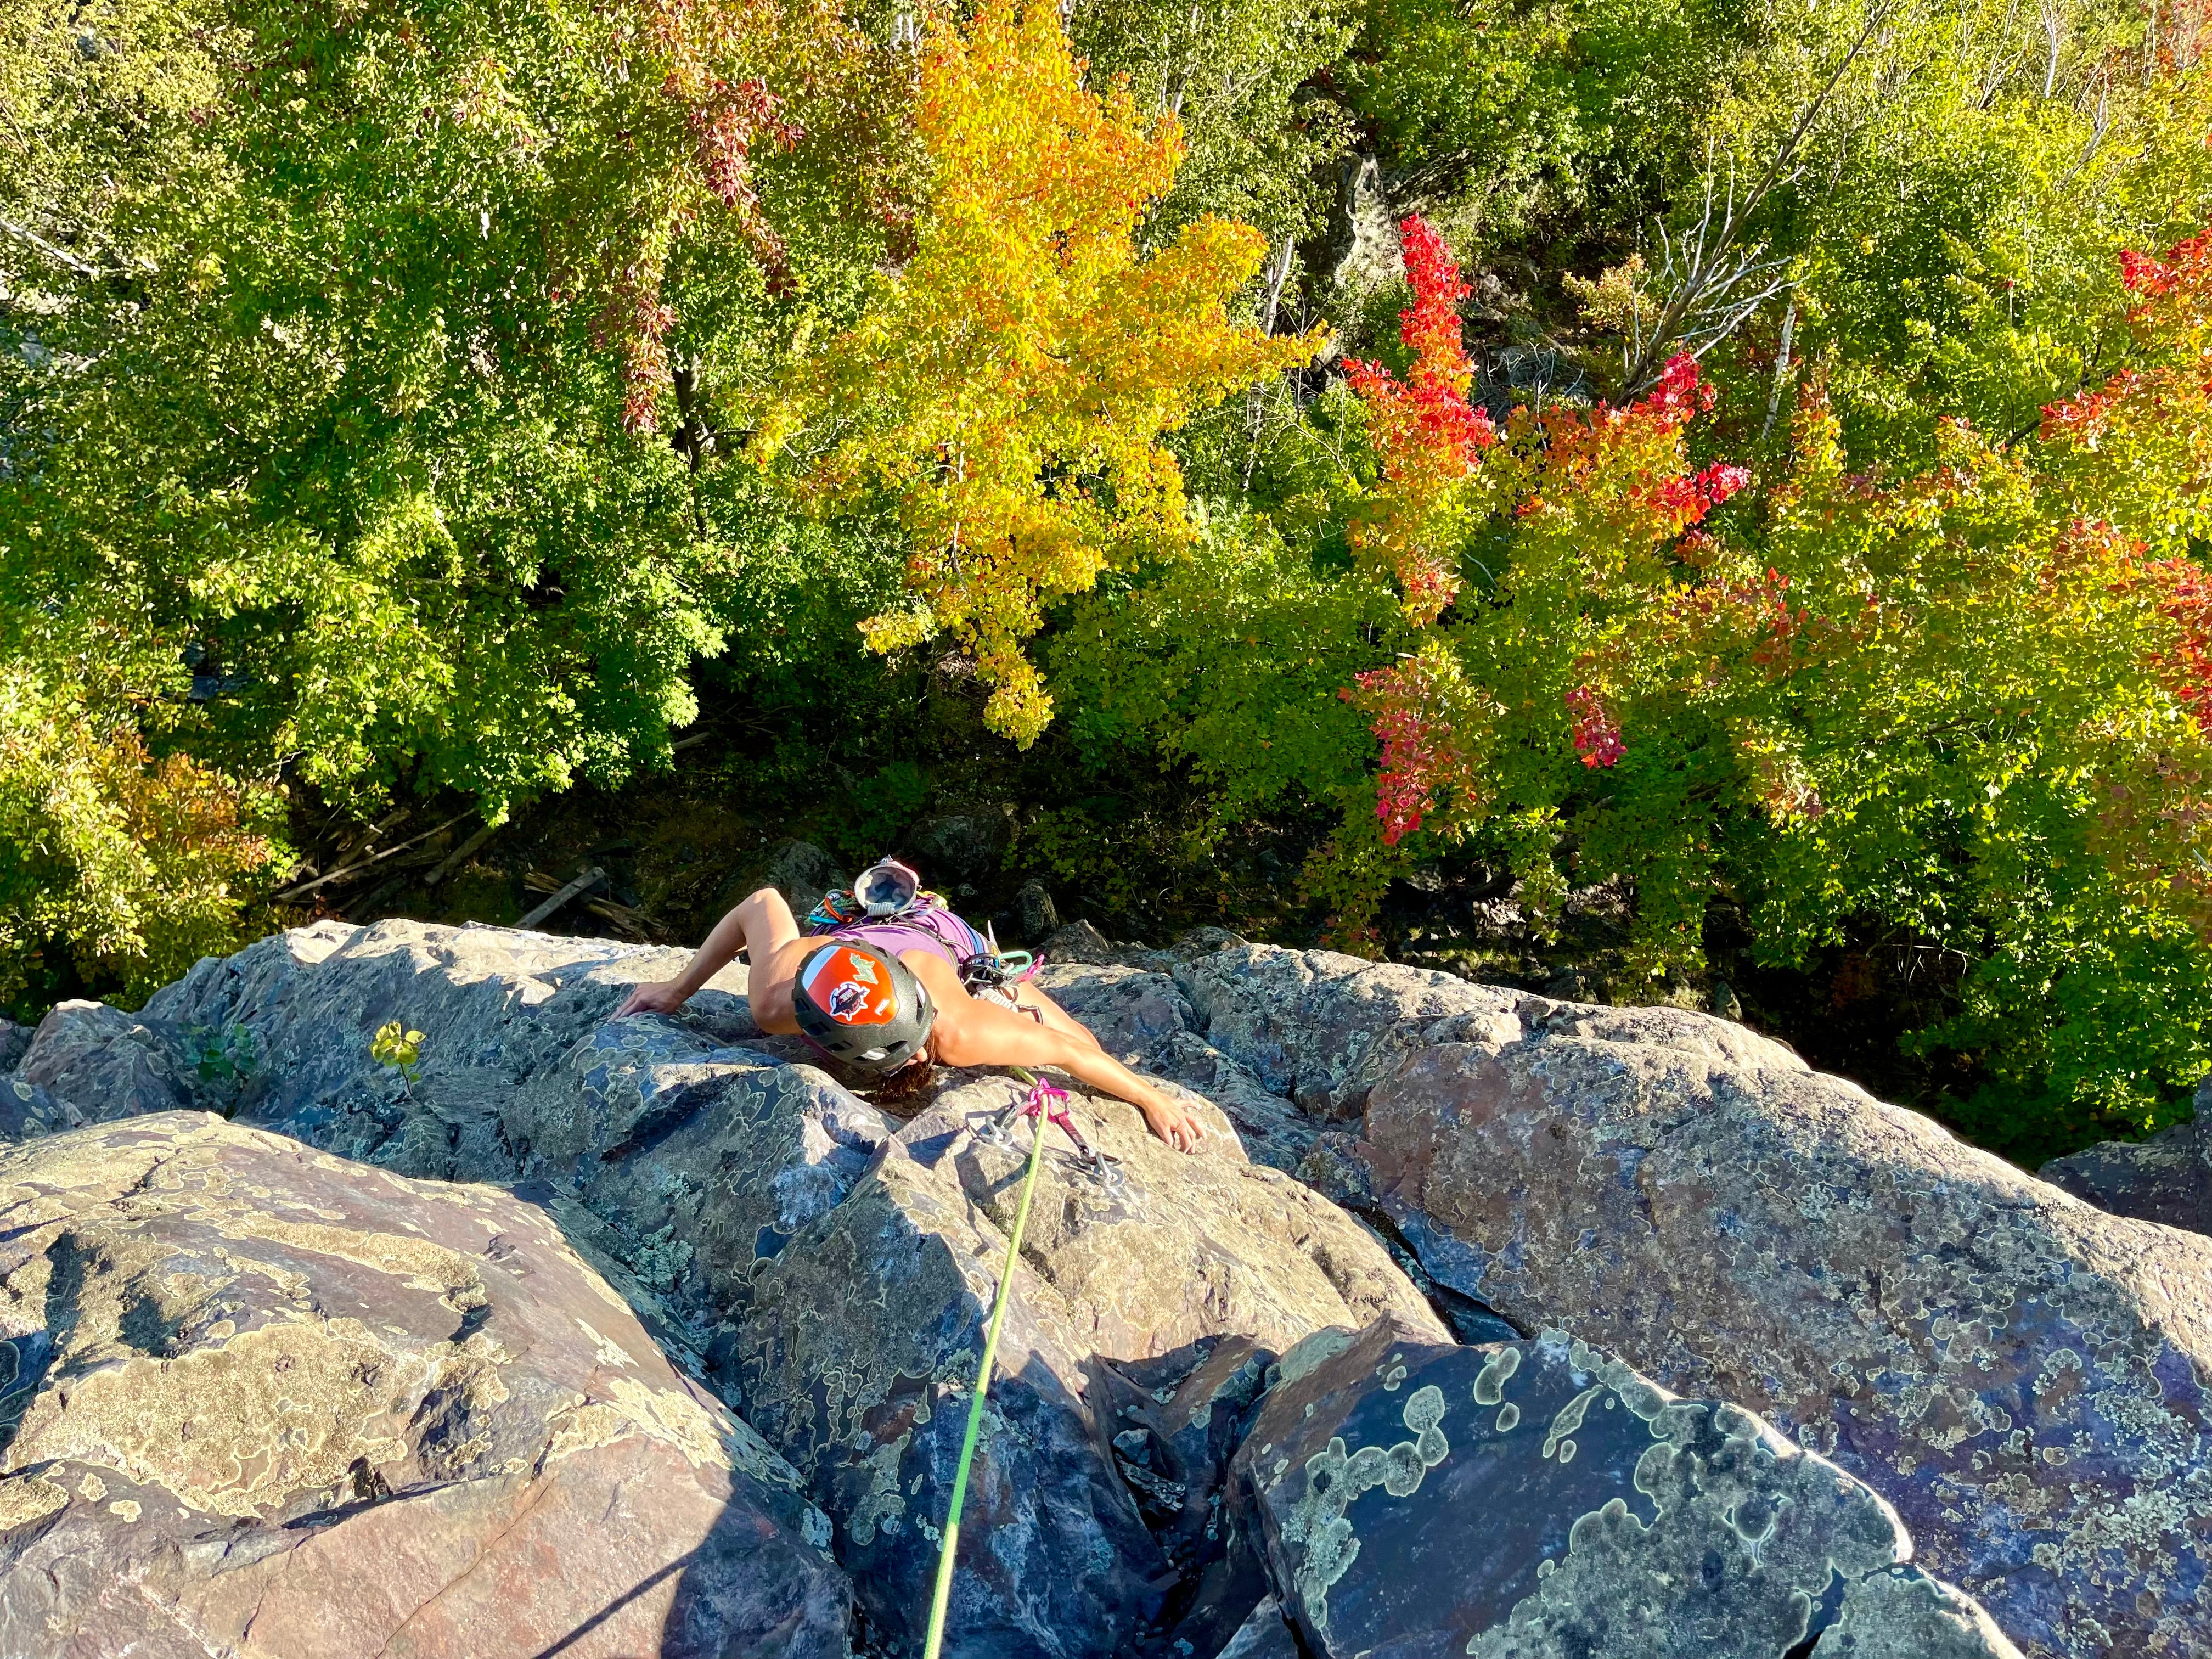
[0,1075,76,1143]
[1232,1315,2017,1659]
[725,839,850,915]
[895,1069,1444,1363]
[734,1137,1165,1657]
[1028,961,1318,1171]
[1271,978,2212,1659]
[0,1021,26,1074]
[2040,1094,2212,1236]
[902,811,1011,887]
[57,919,1452,1658]
[15,999,197,1123]
[730,1063,1446,1655]
[0,1111,849,1658]
[1014,878,1060,944]
[1170,944,1521,1118]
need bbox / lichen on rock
[0,1112,851,1658]
[1237,1318,2016,1659]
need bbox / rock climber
[613,858,1208,1152]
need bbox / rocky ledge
[0,917,2203,1658]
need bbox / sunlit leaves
[0,670,283,1004]
[754,0,1320,743]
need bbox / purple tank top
[808,904,988,972]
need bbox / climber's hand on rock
[1139,1092,1207,1154]
[616,979,690,1019]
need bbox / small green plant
[371,1021,425,1097]
[182,1021,259,1118]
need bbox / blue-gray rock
[0,1112,851,1658]
[724,838,852,913]
[1031,961,1320,1170]
[902,812,1011,886]
[16,999,196,1123]
[897,1071,1442,1359]
[25,919,1444,1659]
[2040,1082,2212,1236]
[1234,1316,2017,1659]
[1216,1595,1301,1658]
[734,1136,1165,1657]
[1230,960,2212,1659]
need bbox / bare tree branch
[1619,0,1896,393]
[0,215,104,281]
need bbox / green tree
[1067,0,1355,254]
[0,0,905,993]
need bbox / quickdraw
[977,1065,1122,1193]
[960,920,1036,1005]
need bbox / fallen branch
[424,819,500,887]
[0,215,105,281]
[517,867,606,930]
[272,812,472,901]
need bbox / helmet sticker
[802,945,898,1026]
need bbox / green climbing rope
[920,1067,1054,1659]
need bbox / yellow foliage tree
[753,0,1320,743]
[0,670,283,1005]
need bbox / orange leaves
[756,0,1319,743]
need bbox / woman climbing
[613,859,1209,1152]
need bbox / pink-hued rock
[0,1112,850,1658]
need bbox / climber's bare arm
[615,888,808,1023]
[1007,982,1105,1053]
[905,953,1206,1152]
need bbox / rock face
[1261,977,2212,1659]
[1029,929,2205,1658]
[0,1111,849,1658]
[1235,1316,2018,1659]
[8,919,1444,1658]
[1031,959,1324,1173]
[728,838,850,914]
[16,999,198,1126]
[902,811,1011,887]
[2041,1091,2212,1236]
[1013,878,1060,944]
[0,920,2130,1657]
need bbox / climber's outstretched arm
[905,953,1207,1152]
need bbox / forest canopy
[7,0,2212,1160]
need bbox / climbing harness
[960,920,1036,1009]
[805,861,1040,1013]
[921,1068,1063,1659]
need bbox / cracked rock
[0,1112,849,1657]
